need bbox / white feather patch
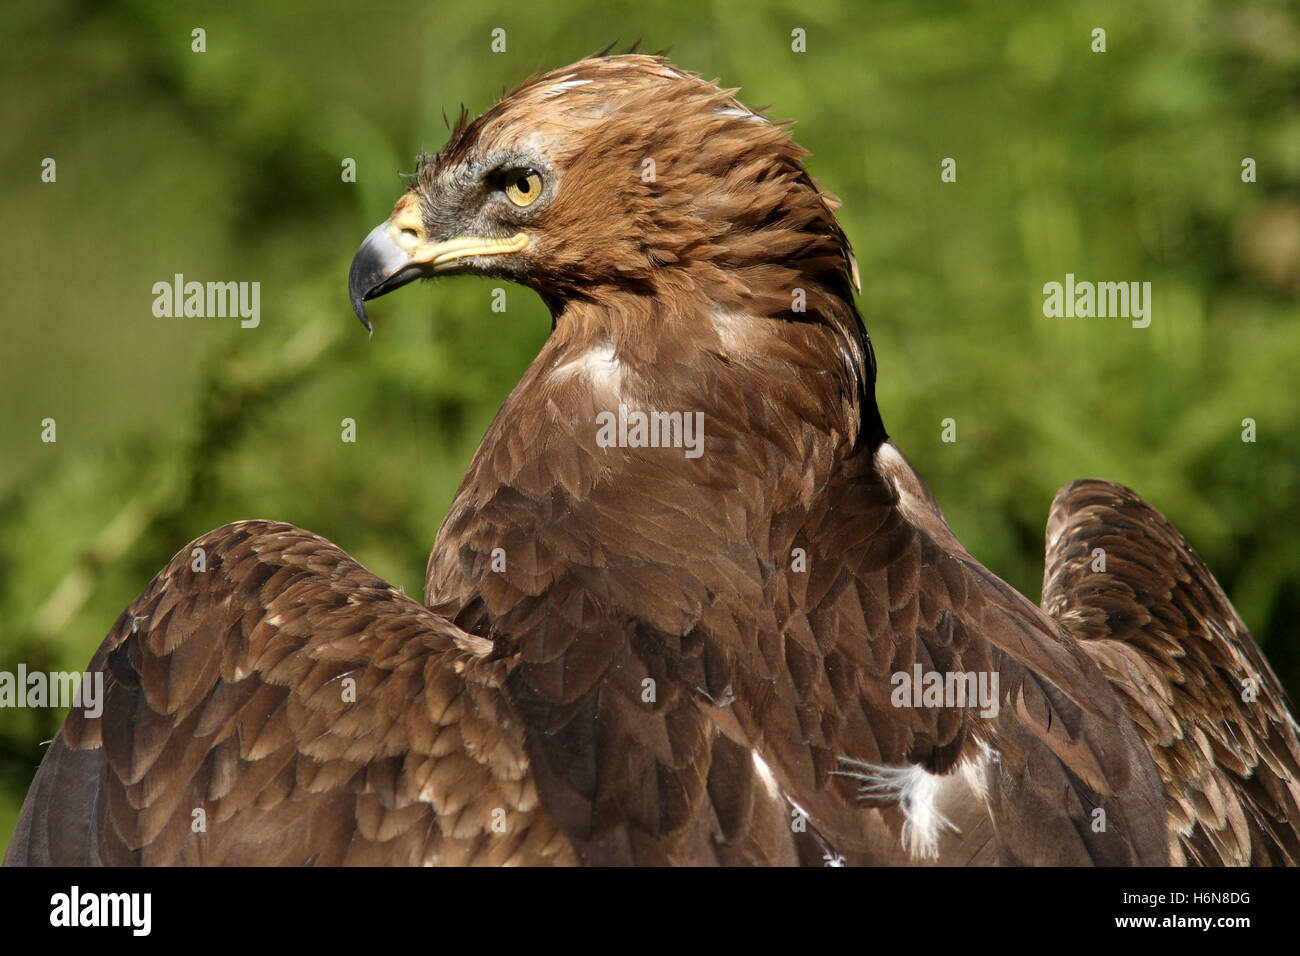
[751,749,782,800]
[835,758,958,860]
[552,342,624,395]
[835,745,999,861]
[543,77,594,96]
[715,105,766,124]
[710,307,753,354]
[960,740,997,804]
[872,442,932,526]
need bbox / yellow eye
[505,169,543,207]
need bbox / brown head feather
[409,54,881,448]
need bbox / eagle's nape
[6,53,1298,867]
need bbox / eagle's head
[349,54,860,330]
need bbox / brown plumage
[6,54,1298,866]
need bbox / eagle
[6,53,1299,867]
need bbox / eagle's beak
[348,194,528,330]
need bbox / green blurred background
[1,0,1297,856]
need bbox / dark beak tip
[347,250,375,331]
[349,221,424,333]
[350,293,372,332]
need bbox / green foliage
[1,0,1297,856]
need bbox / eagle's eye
[504,169,543,207]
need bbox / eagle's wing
[3,521,575,866]
[1041,479,1300,865]
[764,441,1171,865]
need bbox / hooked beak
[348,193,528,330]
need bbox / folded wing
[1042,479,1300,865]
[4,520,575,866]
